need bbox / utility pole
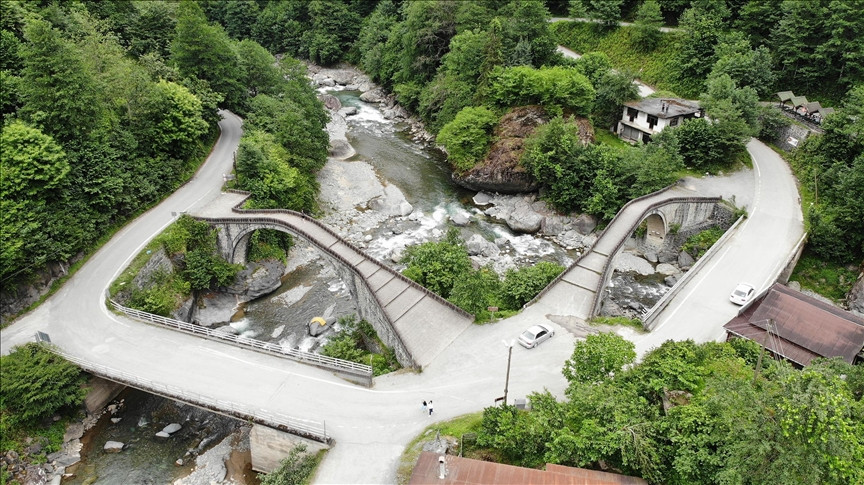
[754,318,774,384]
[503,340,513,406]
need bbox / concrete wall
[774,123,811,152]
[250,424,329,473]
[83,375,126,414]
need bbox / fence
[107,298,373,387]
[42,344,331,444]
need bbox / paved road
[1,110,802,483]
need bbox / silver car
[518,324,555,349]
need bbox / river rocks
[319,93,342,111]
[104,441,125,453]
[677,251,695,268]
[657,249,679,263]
[466,235,500,258]
[227,260,285,300]
[506,202,543,233]
[450,211,470,226]
[573,214,598,235]
[655,263,679,276]
[163,423,183,434]
[644,250,658,263]
[614,253,655,275]
[360,88,387,104]
[339,106,358,117]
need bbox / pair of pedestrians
[422,400,434,416]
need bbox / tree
[0,121,67,281]
[436,106,499,172]
[575,0,623,29]
[631,0,664,52]
[0,343,86,426]
[710,32,777,97]
[593,69,639,130]
[236,39,283,97]
[133,80,207,160]
[498,0,557,67]
[402,229,473,299]
[501,261,564,309]
[487,65,595,114]
[19,17,105,143]
[300,0,360,65]
[448,266,502,318]
[562,332,636,385]
[674,1,729,94]
[170,1,244,110]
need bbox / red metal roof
[724,284,864,365]
[409,452,648,485]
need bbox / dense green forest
[476,335,864,484]
[0,0,327,297]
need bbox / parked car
[729,283,756,305]
[518,324,555,349]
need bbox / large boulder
[226,260,285,300]
[103,441,124,453]
[678,251,695,268]
[573,214,597,235]
[319,93,342,111]
[162,423,182,434]
[466,235,500,258]
[655,263,679,276]
[359,88,387,104]
[614,252,654,276]
[505,200,543,234]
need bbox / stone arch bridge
[191,191,475,369]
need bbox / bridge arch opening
[643,212,667,245]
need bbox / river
[233,90,580,348]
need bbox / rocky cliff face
[452,106,547,194]
[452,107,595,194]
[847,270,864,317]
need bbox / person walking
[428,400,434,416]
[422,400,427,414]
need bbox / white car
[729,283,756,305]
[518,324,555,349]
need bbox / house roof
[623,98,699,119]
[409,452,648,485]
[790,95,809,107]
[803,101,823,113]
[723,284,864,366]
[776,91,795,102]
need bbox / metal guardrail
[107,298,373,384]
[41,343,331,444]
[589,196,722,316]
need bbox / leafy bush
[319,315,400,376]
[682,227,725,259]
[402,229,473,298]
[0,343,86,427]
[486,65,594,115]
[501,262,564,309]
[260,444,322,485]
[448,266,503,321]
[436,106,499,173]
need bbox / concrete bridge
[191,190,475,369]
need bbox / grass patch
[594,128,630,150]
[396,412,484,485]
[789,253,857,302]
[588,315,645,332]
[0,415,73,467]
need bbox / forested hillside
[0,0,326,306]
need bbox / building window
[627,107,637,122]
[670,117,679,127]
[647,115,658,130]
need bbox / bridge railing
[42,344,331,444]
[190,214,420,369]
[525,185,679,308]
[106,298,373,386]
[588,195,722,317]
[222,189,474,320]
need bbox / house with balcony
[617,98,701,143]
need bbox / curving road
[1,109,802,483]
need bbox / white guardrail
[107,298,373,383]
[43,344,331,443]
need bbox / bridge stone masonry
[192,191,475,370]
[531,185,727,325]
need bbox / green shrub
[436,106,499,172]
[501,261,564,309]
[260,444,323,485]
[486,65,594,115]
[682,227,725,258]
[402,229,473,298]
[0,343,86,428]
